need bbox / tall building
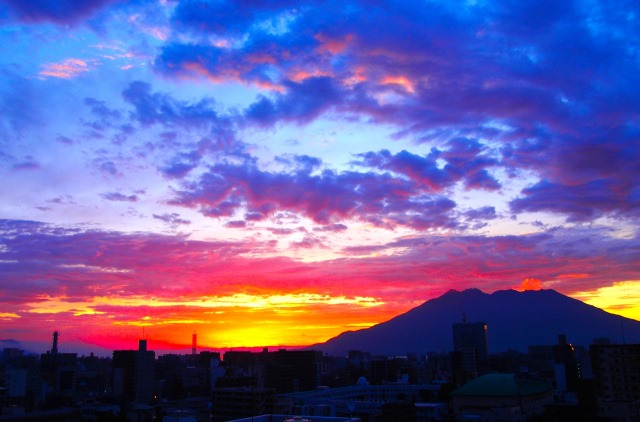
[453,322,488,361]
[212,387,275,422]
[266,350,321,393]
[552,334,580,391]
[39,331,77,398]
[112,339,156,405]
[591,343,640,422]
[452,321,488,383]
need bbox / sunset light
[0,0,639,357]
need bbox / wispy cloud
[39,58,94,79]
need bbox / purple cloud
[245,77,341,126]
[101,192,139,202]
[12,160,40,171]
[356,144,500,194]
[171,159,458,229]
[148,0,640,224]
[153,213,191,226]
[122,81,221,128]
[0,0,120,24]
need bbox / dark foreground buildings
[1,329,640,422]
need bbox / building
[220,349,323,394]
[112,339,156,405]
[266,350,322,394]
[39,332,77,400]
[452,321,488,384]
[227,415,360,422]
[450,373,552,421]
[453,322,488,362]
[212,387,275,422]
[590,343,640,422]
[277,383,441,420]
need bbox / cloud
[39,59,94,79]
[98,161,119,176]
[101,192,139,202]
[148,0,640,224]
[12,159,40,170]
[3,219,636,306]
[314,223,348,233]
[1,219,639,348]
[153,213,191,227]
[510,178,640,222]
[0,0,121,24]
[171,159,458,229]
[122,81,220,128]
[245,77,342,126]
[120,82,245,164]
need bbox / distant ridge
[312,289,640,356]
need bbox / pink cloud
[39,58,92,79]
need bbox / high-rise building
[453,322,488,361]
[40,331,77,397]
[266,350,321,393]
[591,343,640,422]
[452,321,488,383]
[112,339,156,405]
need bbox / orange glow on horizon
[18,292,409,351]
[572,281,640,321]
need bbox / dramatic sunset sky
[1,0,639,355]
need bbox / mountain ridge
[311,288,640,356]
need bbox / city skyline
[1,0,639,354]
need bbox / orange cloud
[519,277,543,291]
[39,58,92,79]
[557,273,589,279]
[289,69,333,82]
[381,75,415,93]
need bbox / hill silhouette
[312,289,640,356]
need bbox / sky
[0,0,639,355]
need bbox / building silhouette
[112,339,155,405]
[591,342,640,422]
[452,321,488,384]
[39,331,77,401]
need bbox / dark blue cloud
[122,81,221,128]
[172,0,298,35]
[510,179,640,222]
[355,144,500,193]
[245,77,341,126]
[0,0,120,24]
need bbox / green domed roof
[452,374,551,397]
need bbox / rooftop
[451,373,551,397]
